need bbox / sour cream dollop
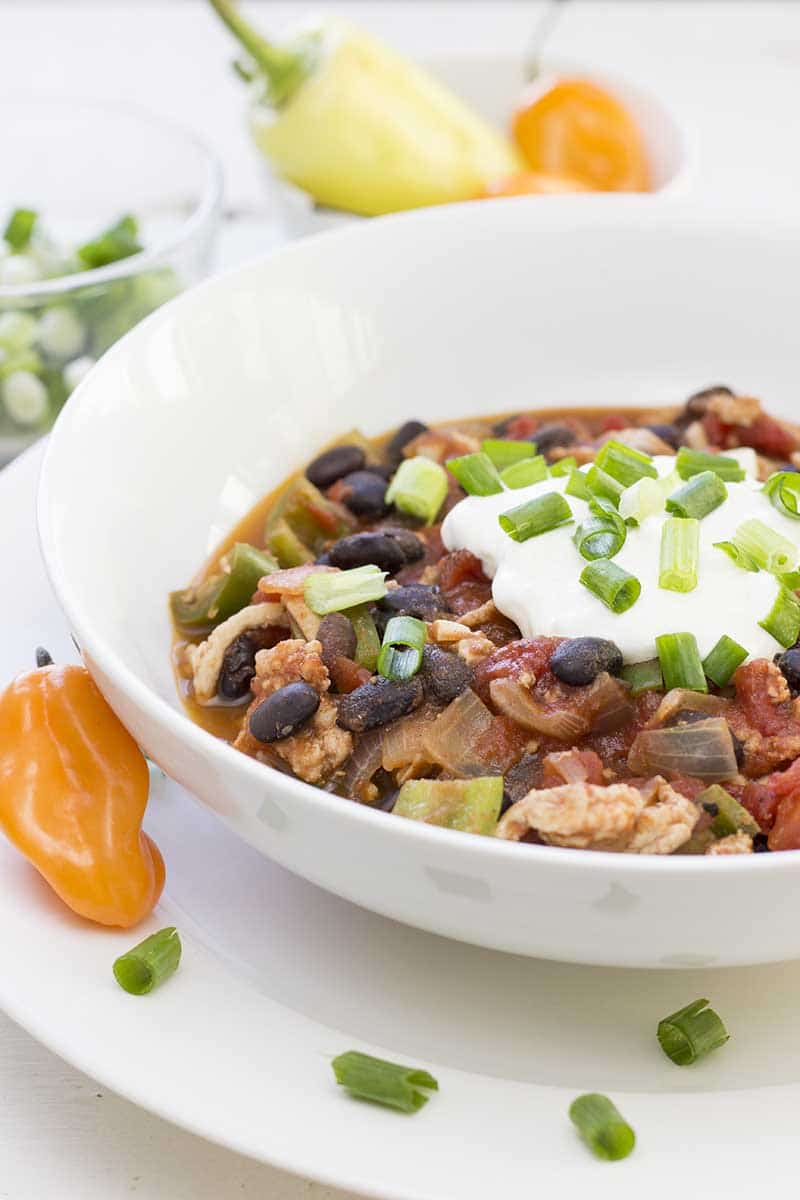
[441,451,799,663]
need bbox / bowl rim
[0,97,224,302]
[36,194,800,880]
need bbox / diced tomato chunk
[742,414,798,459]
[503,414,539,439]
[542,748,604,787]
[741,782,777,832]
[473,638,564,703]
[701,411,729,448]
[600,414,628,432]
[437,549,493,615]
[668,774,707,802]
[329,656,371,694]
[769,790,800,850]
[732,660,800,738]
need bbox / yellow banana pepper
[210,0,522,216]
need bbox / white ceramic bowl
[39,198,800,969]
[261,54,691,238]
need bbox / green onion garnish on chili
[573,498,627,561]
[4,207,38,252]
[763,470,800,520]
[659,516,700,592]
[702,635,748,688]
[665,470,727,520]
[675,447,745,482]
[565,467,592,501]
[657,998,729,1066]
[568,1094,635,1161]
[759,584,800,647]
[498,491,573,542]
[548,454,578,477]
[305,564,387,615]
[779,568,800,590]
[500,454,548,489]
[620,658,663,696]
[446,451,503,496]
[113,926,182,995]
[731,518,798,575]
[377,615,426,682]
[384,456,448,525]
[595,439,658,487]
[585,464,624,508]
[331,1051,438,1113]
[656,632,708,693]
[580,560,641,613]
[713,540,760,572]
[480,438,536,470]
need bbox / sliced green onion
[350,604,381,671]
[595,438,657,487]
[619,473,673,523]
[676,447,745,482]
[580,560,641,613]
[565,467,592,501]
[585,464,624,508]
[305,565,387,615]
[113,927,182,995]
[3,207,37,252]
[731,518,799,575]
[500,455,548,489]
[713,540,760,573]
[759,584,800,647]
[77,214,142,269]
[779,569,800,590]
[568,1094,635,1161]
[498,491,573,542]
[699,785,760,838]
[656,632,708,693]
[659,517,700,592]
[480,438,536,470]
[446,451,502,496]
[377,615,426,682]
[549,455,578,477]
[657,999,729,1066]
[331,1051,438,1113]
[620,658,663,696]
[573,499,627,560]
[702,635,748,688]
[665,471,727,520]
[763,470,800,520]
[385,456,448,525]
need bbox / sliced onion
[628,717,738,782]
[381,705,438,771]
[583,672,635,734]
[339,728,383,802]
[423,688,494,775]
[648,688,729,728]
[489,677,587,740]
[283,595,322,639]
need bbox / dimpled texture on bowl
[38,198,800,968]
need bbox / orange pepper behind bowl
[0,661,164,928]
[480,169,593,199]
[512,77,651,193]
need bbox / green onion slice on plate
[657,998,729,1066]
[113,926,182,996]
[568,1093,635,1161]
[331,1051,438,1113]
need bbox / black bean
[362,463,394,481]
[645,422,682,450]
[379,788,400,812]
[218,633,258,700]
[701,800,720,817]
[420,645,472,703]
[378,584,443,622]
[315,551,332,565]
[337,677,424,732]
[500,789,514,816]
[730,729,746,768]
[492,416,514,436]
[337,470,390,518]
[329,532,405,574]
[382,527,425,563]
[504,753,541,804]
[249,682,320,742]
[306,444,365,489]
[682,385,734,422]
[317,613,357,670]
[531,423,576,454]
[386,420,427,465]
[777,646,800,694]
[550,637,623,687]
[753,832,770,852]
[779,463,800,474]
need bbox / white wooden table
[2,2,799,1196]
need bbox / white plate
[5,441,800,1199]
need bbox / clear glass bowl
[0,99,223,464]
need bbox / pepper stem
[35,647,53,667]
[208,0,314,106]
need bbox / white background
[2,1,800,1196]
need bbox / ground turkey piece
[496,775,697,853]
[234,638,353,784]
[706,832,754,855]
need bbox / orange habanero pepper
[0,658,164,928]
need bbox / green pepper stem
[208,0,314,105]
